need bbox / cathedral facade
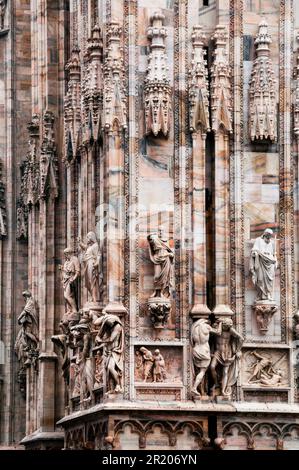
[1,0,299,450]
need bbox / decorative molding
[144,11,171,137]
[249,20,277,142]
[0,162,7,238]
[103,21,127,132]
[188,25,210,134]
[211,25,232,134]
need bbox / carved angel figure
[94,312,124,393]
[249,228,277,301]
[15,291,39,365]
[147,228,174,298]
[78,231,102,303]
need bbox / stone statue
[138,347,154,382]
[191,318,221,397]
[153,349,166,382]
[250,228,277,301]
[59,247,80,320]
[247,350,285,387]
[78,231,102,303]
[94,312,124,394]
[147,227,174,298]
[210,318,244,397]
[71,321,93,401]
[15,291,39,367]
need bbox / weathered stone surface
[0,0,299,452]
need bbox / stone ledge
[57,400,299,426]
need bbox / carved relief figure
[78,231,102,303]
[247,351,285,387]
[147,228,174,298]
[250,228,277,301]
[59,247,80,320]
[210,318,244,397]
[153,349,166,382]
[191,319,220,397]
[138,347,154,382]
[15,291,39,366]
[94,312,124,394]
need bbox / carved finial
[144,10,171,136]
[211,25,232,134]
[103,20,127,132]
[249,20,277,142]
[188,25,210,134]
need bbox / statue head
[86,231,97,245]
[262,228,274,243]
[222,317,233,329]
[64,247,73,260]
[22,290,32,300]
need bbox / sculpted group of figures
[191,317,244,398]
[14,227,279,401]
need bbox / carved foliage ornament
[144,11,172,137]
[21,112,58,206]
[249,20,277,142]
[103,21,127,132]
[211,25,232,134]
[188,26,210,134]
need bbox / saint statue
[210,318,244,397]
[59,247,80,319]
[94,312,124,393]
[15,291,39,366]
[249,228,277,301]
[78,231,102,303]
[147,227,174,298]
[138,347,154,382]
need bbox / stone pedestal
[148,297,171,329]
[253,300,278,335]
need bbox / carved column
[102,21,127,316]
[211,25,233,318]
[188,25,210,318]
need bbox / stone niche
[134,344,184,401]
[240,348,290,402]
